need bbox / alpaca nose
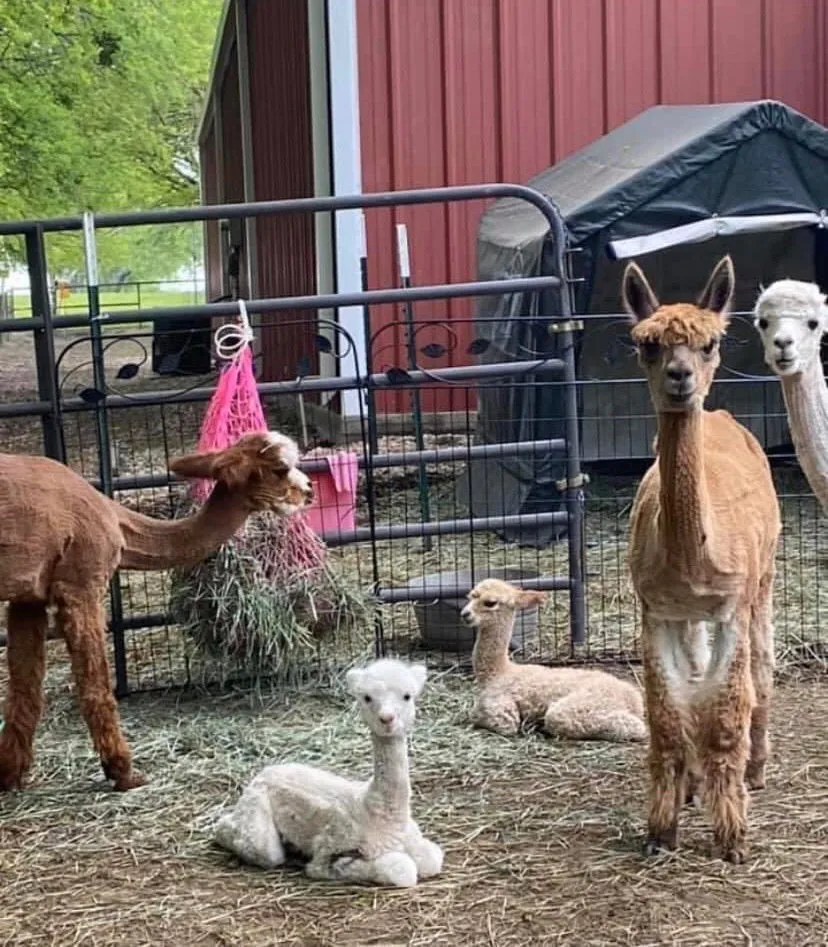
[774,335,793,351]
[666,363,693,383]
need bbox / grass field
[8,283,204,321]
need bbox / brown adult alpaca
[623,256,780,864]
[0,431,312,793]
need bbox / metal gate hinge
[555,472,590,491]
[548,319,584,333]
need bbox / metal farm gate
[0,185,590,696]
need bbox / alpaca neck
[471,618,513,684]
[780,360,828,514]
[656,410,711,566]
[115,484,251,571]
[365,734,411,821]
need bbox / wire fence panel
[0,186,824,697]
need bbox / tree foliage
[0,0,223,279]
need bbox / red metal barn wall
[198,0,318,383]
[357,0,828,414]
[199,119,222,303]
[246,0,319,384]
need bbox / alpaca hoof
[0,770,24,792]
[643,830,677,856]
[722,845,747,865]
[745,766,766,792]
[113,770,148,791]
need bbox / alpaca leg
[684,765,703,808]
[700,618,754,864]
[213,786,286,870]
[0,603,48,790]
[746,569,774,792]
[325,851,418,888]
[404,826,444,878]
[543,691,648,743]
[642,618,693,855]
[56,595,146,791]
[472,693,521,735]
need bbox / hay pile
[169,511,375,685]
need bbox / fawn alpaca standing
[462,579,646,742]
[213,658,443,888]
[0,432,312,793]
[624,256,780,863]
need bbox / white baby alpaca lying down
[212,658,443,888]
[462,579,647,743]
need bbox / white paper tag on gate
[395,224,411,280]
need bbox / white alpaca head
[345,658,427,739]
[753,279,828,377]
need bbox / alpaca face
[460,579,547,627]
[622,256,734,414]
[168,430,313,513]
[346,659,427,739]
[753,279,828,378]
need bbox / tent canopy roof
[479,100,828,254]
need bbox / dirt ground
[1,650,827,947]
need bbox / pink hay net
[189,310,327,575]
[190,345,266,504]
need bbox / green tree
[0,0,223,279]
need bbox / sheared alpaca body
[624,256,780,864]
[0,432,312,792]
[753,278,828,512]
[213,659,443,888]
[462,579,646,742]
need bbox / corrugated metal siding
[357,0,828,413]
[199,117,223,302]
[246,0,317,384]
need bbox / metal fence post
[83,212,129,698]
[549,240,587,650]
[26,226,64,462]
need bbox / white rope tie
[214,299,254,361]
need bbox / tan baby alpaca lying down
[461,579,647,743]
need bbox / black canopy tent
[462,100,828,546]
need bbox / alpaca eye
[809,319,819,330]
[483,599,497,608]
[640,341,660,360]
[363,695,372,704]
[403,693,411,701]
[757,318,768,331]
[701,339,717,356]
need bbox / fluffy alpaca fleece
[212,658,443,888]
[461,579,647,742]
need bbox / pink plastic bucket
[304,451,359,538]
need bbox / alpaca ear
[209,447,261,490]
[345,667,364,696]
[515,589,547,610]
[698,255,735,319]
[168,449,224,481]
[621,262,660,324]
[408,663,427,696]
